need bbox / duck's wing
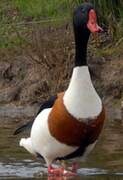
[13,95,57,135]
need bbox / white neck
[63,66,102,120]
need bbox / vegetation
[91,0,123,39]
[0,0,123,47]
[12,1,123,23]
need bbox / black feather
[13,120,34,135]
[13,95,57,135]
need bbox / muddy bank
[0,104,38,119]
[0,25,122,123]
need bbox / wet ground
[0,119,123,180]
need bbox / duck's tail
[20,137,36,155]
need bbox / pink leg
[48,165,64,176]
[48,165,77,176]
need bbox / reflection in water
[0,120,123,179]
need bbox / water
[0,120,123,180]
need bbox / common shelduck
[14,2,105,176]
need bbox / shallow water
[0,120,123,180]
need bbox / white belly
[31,108,77,165]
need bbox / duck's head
[73,3,103,66]
[73,3,103,34]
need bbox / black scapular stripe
[13,95,57,135]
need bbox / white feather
[20,137,36,155]
[31,108,78,165]
[64,66,102,121]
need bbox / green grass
[0,0,123,48]
[13,0,70,19]
[0,26,27,48]
[10,1,123,23]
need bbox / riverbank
[0,24,123,124]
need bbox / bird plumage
[14,95,57,135]
[14,2,105,175]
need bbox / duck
[14,2,105,176]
